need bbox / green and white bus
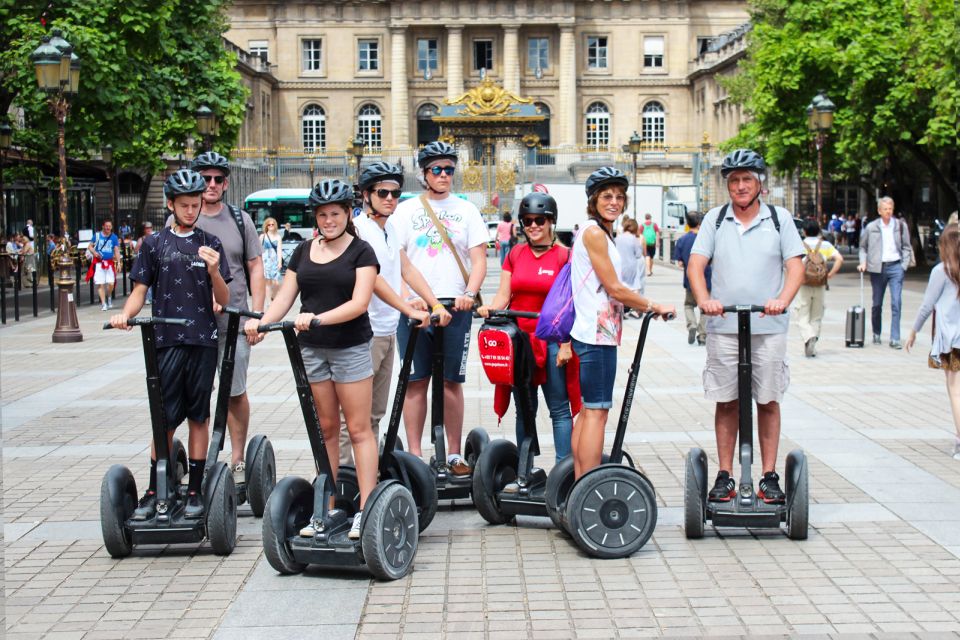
[243,188,313,240]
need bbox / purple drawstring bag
[535,262,592,343]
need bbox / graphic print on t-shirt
[411,209,462,257]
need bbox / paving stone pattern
[4,257,960,639]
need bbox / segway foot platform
[706,499,784,529]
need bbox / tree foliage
[726,0,959,210]
[0,0,248,175]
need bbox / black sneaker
[132,490,157,520]
[688,328,697,345]
[184,491,204,519]
[708,471,736,502]
[758,471,786,504]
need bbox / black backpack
[227,204,251,295]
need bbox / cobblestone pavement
[4,256,960,639]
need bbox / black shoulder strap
[715,204,729,230]
[228,204,252,295]
[768,203,781,233]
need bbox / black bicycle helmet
[359,161,404,191]
[417,141,458,168]
[309,179,355,207]
[518,192,558,221]
[585,167,629,197]
[190,151,231,176]
[163,169,208,200]
[720,149,766,178]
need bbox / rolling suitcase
[845,272,865,348]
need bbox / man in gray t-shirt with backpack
[167,152,265,484]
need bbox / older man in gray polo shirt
[687,149,805,506]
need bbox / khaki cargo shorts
[703,332,789,405]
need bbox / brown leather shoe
[449,456,472,476]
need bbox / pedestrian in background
[496,212,515,265]
[674,211,709,346]
[905,224,960,460]
[259,216,283,302]
[640,213,660,276]
[858,196,912,349]
[795,219,843,357]
[615,217,646,317]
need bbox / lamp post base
[52,256,83,343]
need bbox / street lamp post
[0,120,11,234]
[196,105,217,151]
[806,90,835,222]
[32,29,83,343]
[623,131,642,219]
[351,135,365,188]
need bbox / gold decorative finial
[443,77,532,117]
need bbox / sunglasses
[202,175,226,184]
[521,216,548,227]
[374,188,403,199]
[429,166,456,176]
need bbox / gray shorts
[301,342,373,384]
[217,326,251,397]
[703,332,790,404]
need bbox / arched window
[357,103,382,150]
[417,103,440,147]
[301,104,326,152]
[641,101,665,144]
[534,102,551,147]
[585,102,609,148]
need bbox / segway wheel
[463,428,489,467]
[683,448,707,539]
[262,476,311,575]
[472,440,518,525]
[245,435,276,518]
[384,451,438,532]
[567,465,658,559]
[171,438,188,485]
[544,454,610,532]
[362,483,419,581]
[785,449,809,541]
[335,465,361,516]
[99,465,137,558]
[206,462,237,555]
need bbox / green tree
[726,0,959,214]
[0,0,247,205]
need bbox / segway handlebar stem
[102,317,189,330]
[222,306,264,319]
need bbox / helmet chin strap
[319,225,349,242]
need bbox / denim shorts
[396,309,472,383]
[572,339,618,409]
[301,342,373,384]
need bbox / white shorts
[93,262,115,285]
[703,332,790,405]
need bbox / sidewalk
[5,258,960,638]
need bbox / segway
[547,311,669,559]
[683,305,809,540]
[427,299,488,502]
[331,317,439,532]
[472,309,550,523]
[99,317,237,557]
[214,306,275,517]
[259,319,422,580]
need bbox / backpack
[642,222,657,245]
[803,239,828,287]
[226,204,251,295]
[534,246,582,344]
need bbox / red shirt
[504,244,570,333]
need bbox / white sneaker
[953,439,960,461]
[100,303,108,311]
[348,511,363,540]
[232,461,246,484]
[300,518,319,537]
[107,299,113,309]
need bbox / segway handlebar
[474,309,540,320]
[256,319,322,332]
[721,305,766,314]
[102,317,189,330]
[222,306,264,319]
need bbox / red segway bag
[478,318,522,386]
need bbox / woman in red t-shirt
[478,193,580,468]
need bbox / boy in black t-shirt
[110,169,231,520]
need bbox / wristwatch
[464,290,476,299]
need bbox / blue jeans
[498,242,512,265]
[870,262,905,342]
[513,342,573,462]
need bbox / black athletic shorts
[157,345,218,430]
[645,244,656,259]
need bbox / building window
[642,102,665,144]
[248,40,269,62]
[587,36,608,69]
[417,103,440,147]
[528,38,549,73]
[358,39,379,71]
[585,102,610,148]
[644,36,664,68]
[302,104,326,152]
[473,39,493,72]
[302,39,322,72]
[697,37,713,57]
[417,39,438,74]
[534,102,551,146]
[358,104,382,150]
